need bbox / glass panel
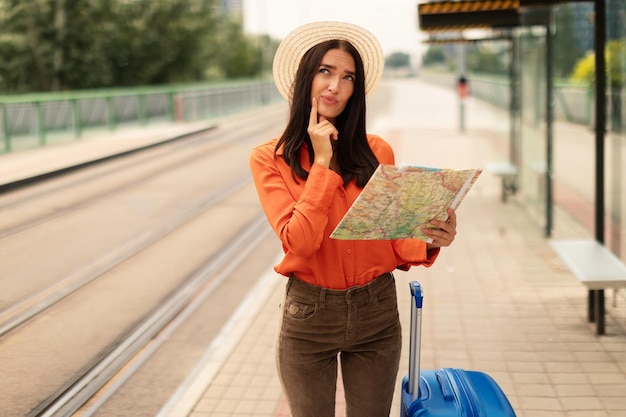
[518,26,548,230]
[606,0,626,261]
[552,4,596,239]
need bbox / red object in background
[458,76,468,99]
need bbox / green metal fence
[0,75,604,155]
[0,80,281,153]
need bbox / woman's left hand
[424,208,457,250]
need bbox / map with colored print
[330,164,482,242]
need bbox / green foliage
[422,46,446,66]
[101,0,218,86]
[257,34,281,77]
[466,47,507,75]
[570,40,626,87]
[570,51,595,84]
[0,0,270,93]
[554,4,586,78]
[385,52,411,69]
[421,44,507,75]
[205,19,260,79]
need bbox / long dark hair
[274,39,379,187]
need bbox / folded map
[330,164,482,242]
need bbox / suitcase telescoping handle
[408,281,423,402]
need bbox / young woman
[249,21,457,417]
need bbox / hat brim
[272,21,384,103]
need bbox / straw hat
[272,21,384,102]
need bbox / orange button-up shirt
[249,134,439,289]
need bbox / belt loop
[319,288,327,309]
[368,282,375,304]
[286,275,294,294]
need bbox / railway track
[0,104,286,417]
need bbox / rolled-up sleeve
[391,239,440,270]
[249,134,443,289]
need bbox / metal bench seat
[549,239,626,335]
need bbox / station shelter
[418,0,625,259]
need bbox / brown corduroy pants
[276,273,402,417]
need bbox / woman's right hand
[307,97,338,168]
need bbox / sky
[242,0,428,63]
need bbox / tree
[385,52,411,69]
[256,34,281,77]
[88,0,219,87]
[0,0,253,93]
[0,0,56,92]
[554,4,585,79]
[422,46,446,66]
[571,40,626,131]
[466,46,507,75]
[570,40,626,88]
[205,19,261,79]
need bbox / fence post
[107,96,117,131]
[2,104,10,152]
[173,93,184,121]
[73,98,82,138]
[37,101,46,146]
[587,86,593,128]
[168,92,176,121]
[139,94,148,126]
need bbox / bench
[486,161,518,203]
[549,240,626,335]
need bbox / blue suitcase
[400,281,517,417]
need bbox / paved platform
[0,120,216,191]
[3,79,625,417]
[157,79,626,417]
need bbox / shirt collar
[274,140,309,157]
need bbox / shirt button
[346,249,352,255]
